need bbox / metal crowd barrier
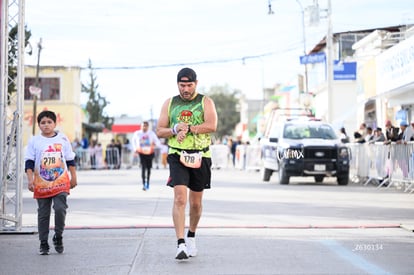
[348,143,370,183]
[244,145,262,171]
[75,148,90,170]
[348,142,414,193]
[121,147,133,169]
[387,142,414,192]
[233,144,262,171]
[105,147,121,169]
[210,144,230,169]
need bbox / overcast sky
[25,0,414,119]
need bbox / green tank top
[168,93,212,157]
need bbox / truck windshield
[283,124,337,140]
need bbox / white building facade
[306,25,414,133]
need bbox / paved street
[1,167,414,275]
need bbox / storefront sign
[300,52,326,64]
[376,35,414,94]
[333,60,357,80]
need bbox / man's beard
[180,90,196,101]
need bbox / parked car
[260,111,350,185]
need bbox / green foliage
[202,84,240,140]
[81,59,113,132]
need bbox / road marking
[61,224,401,230]
[320,239,392,275]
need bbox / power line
[84,43,303,71]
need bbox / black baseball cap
[177,67,197,83]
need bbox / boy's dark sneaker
[53,234,64,253]
[39,241,50,255]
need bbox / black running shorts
[167,153,212,192]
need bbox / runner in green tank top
[156,68,218,260]
[167,93,212,158]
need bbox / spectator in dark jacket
[370,127,386,143]
[354,132,365,143]
[384,120,399,142]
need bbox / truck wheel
[262,168,272,182]
[337,176,349,185]
[279,168,289,185]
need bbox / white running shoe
[175,243,189,260]
[186,237,198,257]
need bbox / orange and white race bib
[179,151,202,168]
[140,146,154,155]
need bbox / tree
[81,59,113,134]
[8,25,32,104]
[202,84,240,140]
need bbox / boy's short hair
[37,110,57,124]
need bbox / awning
[82,122,105,132]
[369,82,414,107]
[111,124,141,133]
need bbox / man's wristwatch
[187,125,191,134]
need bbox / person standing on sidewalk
[132,121,160,190]
[156,67,218,260]
[25,110,77,255]
[160,138,169,169]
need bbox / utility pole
[295,0,309,94]
[31,38,42,135]
[326,0,333,123]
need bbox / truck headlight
[339,147,349,158]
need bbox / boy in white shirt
[25,110,77,255]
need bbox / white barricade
[348,143,369,183]
[76,148,90,170]
[388,142,414,191]
[364,143,389,186]
[94,147,104,169]
[407,152,414,193]
[210,144,229,169]
[348,142,414,192]
[244,145,262,171]
[347,143,358,182]
[358,144,371,180]
[372,143,390,180]
[121,147,133,169]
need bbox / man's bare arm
[156,98,175,138]
[189,96,217,134]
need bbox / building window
[24,77,60,100]
[338,33,367,60]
